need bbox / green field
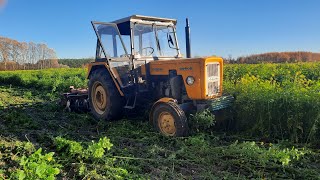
[224,63,320,144]
[0,63,320,179]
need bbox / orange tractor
[63,15,233,136]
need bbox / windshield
[93,23,129,59]
[133,23,179,58]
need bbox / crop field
[0,63,320,179]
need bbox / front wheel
[151,101,189,137]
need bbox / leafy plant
[87,137,113,158]
[54,136,113,159]
[189,109,215,132]
[53,136,127,179]
[11,148,60,180]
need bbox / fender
[87,62,124,96]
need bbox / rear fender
[87,62,124,96]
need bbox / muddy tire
[152,101,189,137]
[88,68,124,120]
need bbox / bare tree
[0,36,59,70]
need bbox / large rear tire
[151,101,189,137]
[88,68,124,120]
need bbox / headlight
[186,76,195,85]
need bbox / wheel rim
[158,111,176,136]
[91,82,107,115]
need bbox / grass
[0,85,46,107]
[0,85,320,179]
[0,68,87,92]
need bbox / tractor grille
[206,63,220,96]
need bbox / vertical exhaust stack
[185,18,191,58]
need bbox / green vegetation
[224,63,320,144]
[0,62,320,179]
[12,148,61,180]
[58,58,93,68]
[189,109,215,132]
[0,68,87,93]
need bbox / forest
[0,36,62,70]
[232,52,320,64]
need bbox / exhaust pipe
[185,18,191,58]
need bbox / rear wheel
[88,68,124,120]
[152,101,189,137]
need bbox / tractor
[62,15,233,136]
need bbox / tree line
[58,58,93,68]
[0,36,63,70]
[225,52,320,64]
[2,35,319,70]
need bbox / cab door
[91,21,132,88]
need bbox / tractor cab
[92,15,182,61]
[91,15,183,89]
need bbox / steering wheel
[141,47,154,56]
[119,54,130,58]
